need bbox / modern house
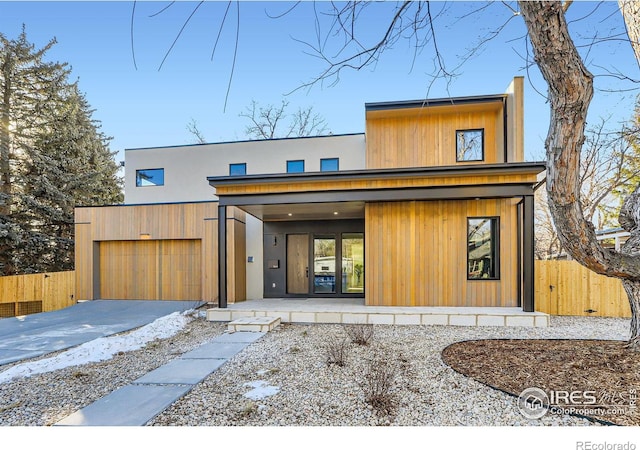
[74,76,545,313]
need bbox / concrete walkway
[55,331,264,426]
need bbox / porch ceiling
[239,201,365,221]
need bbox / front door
[287,234,309,294]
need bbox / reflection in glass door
[314,237,336,293]
[342,233,364,293]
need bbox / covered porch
[210,162,546,312]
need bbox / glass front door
[314,237,336,294]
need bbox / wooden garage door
[99,240,202,300]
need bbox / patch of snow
[0,311,194,384]
[243,380,280,400]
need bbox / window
[320,158,339,172]
[456,129,484,162]
[136,168,164,187]
[287,160,305,173]
[467,217,499,280]
[342,233,364,293]
[229,163,247,176]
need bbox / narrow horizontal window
[467,217,499,280]
[456,129,484,162]
[320,158,339,172]
[229,163,247,176]
[287,160,305,173]
[136,168,164,187]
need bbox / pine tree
[1,27,123,275]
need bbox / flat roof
[208,161,546,187]
[365,94,507,112]
[125,132,365,152]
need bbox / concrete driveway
[0,300,202,366]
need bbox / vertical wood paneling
[535,260,631,318]
[366,199,518,307]
[0,271,75,314]
[74,202,227,302]
[366,106,503,170]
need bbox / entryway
[264,220,364,298]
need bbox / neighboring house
[75,76,545,312]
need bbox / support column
[522,195,535,312]
[218,205,227,308]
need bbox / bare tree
[240,99,329,140]
[186,118,207,144]
[535,120,639,260]
[519,1,640,348]
[291,1,640,347]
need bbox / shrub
[345,323,374,346]
[325,335,349,367]
[361,351,398,416]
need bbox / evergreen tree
[1,27,122,275]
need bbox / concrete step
[227,316,281,332]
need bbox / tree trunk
[519,1,640,348]
[619,0,640,69]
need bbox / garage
[98,239,202,300]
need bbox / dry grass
[345,323,374,346]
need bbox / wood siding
[366,102,505,169]
[99,240,202,300]
[0,271,75,315]
[535,260,631,318]
[214,172,540,197]
[365,199,519,307]
[75,202,245,303]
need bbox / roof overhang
[208,162,546,221]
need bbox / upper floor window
[456,129,484,162]
[136,168,164,187]
[287,160,305,173]
[229,163,247,176]
[320,158,339,172]
[467,217,499,280]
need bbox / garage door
[99,240,202,300]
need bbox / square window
[320,158,339,172]
[229,163,247,176]
[456,129,484,162]
[287,160,305,173]
[467,217,499,280]
[136,168,164,187]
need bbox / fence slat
[0,271,75,316]
[535,261,631,318]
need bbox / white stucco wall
[123,133,366,301]
[124,133,366,204]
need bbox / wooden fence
[0,271,75,318]
[535,260,631,318]
[0,264,633,318]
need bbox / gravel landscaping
[0,314,631,426]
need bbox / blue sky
[0,1,638,165]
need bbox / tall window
[320,158,339,172]
[287,160,305,173]
[456,129,484,162]
[136,168,164,187]
[229,163,247,176]
[342,233,364,293]
[467,217,499,280]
